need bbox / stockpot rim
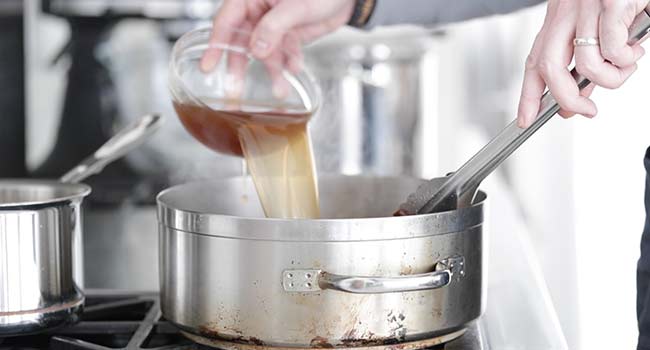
[0,180,91,209]
[156,175,486,242]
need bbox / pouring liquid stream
[173,98,320,219]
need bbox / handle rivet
[306,282,313,288]
[305,273,312,278]
[287,273,293,279]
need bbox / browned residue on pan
[199,325,266,346]
[309,336,334,348]
[393,208,411,216]
[399,265,413,275]
[184,328,466,350]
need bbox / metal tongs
[398,8,650,215]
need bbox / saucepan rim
[0,180,91,209]
[156,175,486,242]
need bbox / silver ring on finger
[573,37,599,46]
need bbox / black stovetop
[0,292,485,350]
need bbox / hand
[517,0,648,128]
[201,0,355,72]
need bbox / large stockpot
[306,28,443,178]
[157,175,486,349]
[0,181,90,335]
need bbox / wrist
[347,0,376,28]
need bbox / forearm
[364,0,546,28]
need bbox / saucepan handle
[282,255,465,294]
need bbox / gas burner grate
[0,293,198,350]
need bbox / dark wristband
[347,0,376,28]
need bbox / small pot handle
[282,255,465,294]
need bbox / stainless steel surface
[0,181,90,208]
[157,177,483,241]
[282,270,321,292]
[0,181,90,335]
[306,28,442,177]
[401,8,650,215]
[157,175,485,347]
[60,114,163,184]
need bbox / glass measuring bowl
[168,26,321,157]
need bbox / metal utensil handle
[60,114,163,184]
[282,256,464,294]
[417,10,650,215]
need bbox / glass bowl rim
[169,26,322,114]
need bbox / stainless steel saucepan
[0,114,161,336]
[157,175,485,349]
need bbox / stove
[0,291,487,350]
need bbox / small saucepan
[0,114,161,336]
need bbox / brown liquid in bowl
[174,99,320,219]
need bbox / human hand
[201,0,355,71]
[517,0,648,128]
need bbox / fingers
[282,33,304,74]
[521,1,596,126]
[575,0,621,88]
[262,51,290,99]
[517,0,605,129]
[576,45,643,89]
[599,0,646,67]
[540,4,597,118]
[249,0,314,58]
[618,61,640,84]
[580,82,597,99]
[517,3,555,129]
[225,22,253,99]
[201,0,247,72]
[558,83,597,118]
[517,54,547,128]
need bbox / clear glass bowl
[168,26,321,157]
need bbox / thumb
[249,0,315,58]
